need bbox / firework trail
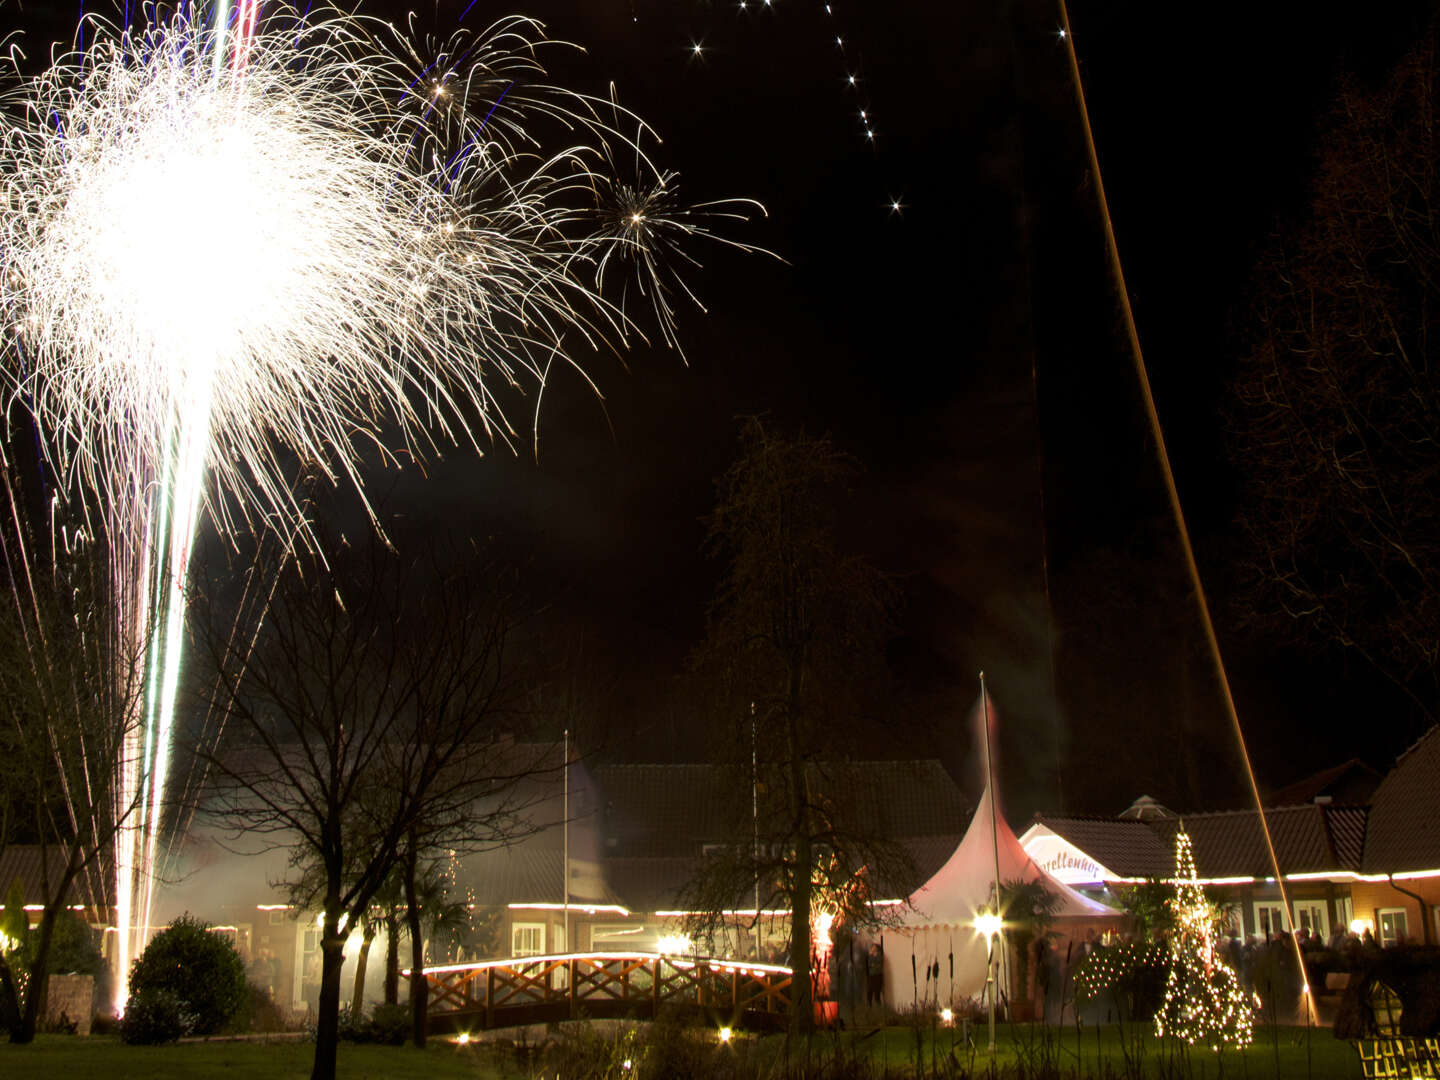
[0,1,761,1009]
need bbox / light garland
[1072,939,1165,1003]
[1153,829,1254,1051]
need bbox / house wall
[1350,879,1440,946]
[1097,880,1358,943]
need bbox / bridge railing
[407,951,793,1027]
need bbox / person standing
[865,943,884,1006]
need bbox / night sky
[19,0,1434,818]
[365,0,1440,820]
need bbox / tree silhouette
[679,418,909,1033]
[1228,22,1440,725]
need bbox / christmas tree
[1154,827,1254,1050]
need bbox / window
[1337,896,1355,933]
[1254,902,1286,939]
[1378,908,1409,947]
[511,922,545,957]
[1294,900,1329,941]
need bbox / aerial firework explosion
[0,1,759,1009]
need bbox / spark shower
[0,0,758,1009]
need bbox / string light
[1073,939,1165,1003]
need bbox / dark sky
[359,0,1440,820]
[17,0,1425,819]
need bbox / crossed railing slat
[407,952,793,1028]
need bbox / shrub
[337,1002,410,1044]
[118,987,197,1044]
[366,1002,410,1045]
[128,913,246,1035]
[227,981,290,1034]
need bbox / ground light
[718,1026,733,1043]
[454,1033,470,1046]
[940,1007,953,1025]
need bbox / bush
[337,1002,410,1044]
[118,987,197,1044]
[128,913,246,1035]
[227,981,290,1034]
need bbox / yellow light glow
[1350,918,1371,935]
[973,912,1003,938]
[656,933,693,955]
[456,1032,470,1045]
[940,1007,953,1024]
[718,1026,732,1043]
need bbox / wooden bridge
[407,952,794,1034]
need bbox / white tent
[876,692,1123,1014]
[879,778,1122,1011]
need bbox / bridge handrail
[406,951,792,978]
[405,951,795,1024]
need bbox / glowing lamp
[973,912,1003,938]
[1350,919,1370,935]
[456,1032,470,1046]
[940,1007,954,1025]
[719,1026,733,1043]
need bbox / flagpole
[563,728,570,955]
[752,701,761,960]
[981,672,1000,1052]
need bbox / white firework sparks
[0,2,760,1010]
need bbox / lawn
[839,1021,1359,1079]
[0,1034,509,1079]
[0,1023,1363,1078]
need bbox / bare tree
[679,418,908,1034]
[0,460,142,1042]
[1228,22,1440,725]
[195,539,536,1080]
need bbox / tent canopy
[902,781,1119,928]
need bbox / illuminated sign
[1020,830,1114,885]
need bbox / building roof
[1032,803,1369,881]
[0,845,108,912]
[1029,816,1176,879]
[1268,759,1384,808]
[456,847,626,909]
[594,760,969,859]
[1363,726,1440,874]
[602,856,699,912]
[1154,805,1367,877]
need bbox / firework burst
[0,1,760,1009]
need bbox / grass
[0,1021,1363,1078]
[0,1034,508,1079]
[843,1020,1359,1079]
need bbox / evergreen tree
[1154,828,1253,1050]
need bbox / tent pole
[981,672,1000,1052]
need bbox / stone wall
[44,974,94,1035]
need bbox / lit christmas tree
[1154,827,1254,1050]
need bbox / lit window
[512,923,545,957]
[1378,908,1409,947]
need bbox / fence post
[569,957,577,1020]
[652,957,660,1019]
[485,966,495,1029]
